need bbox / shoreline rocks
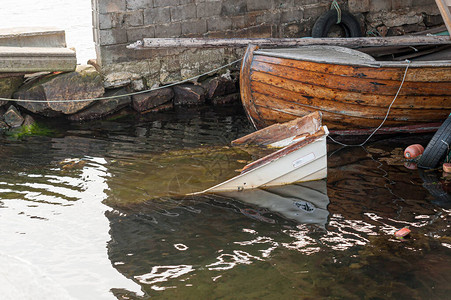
[0,63,240,134]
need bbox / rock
[67,88,131,121]
[132,87,174,112]
[15,65,104,117]
[4,105,23,127]
[0,76,24,107]
[104,71,141,89]
[202,75,237,100]
[211,93,241,105]
[130,78,145,91]
[22,114,35,127]
[0,119,7,130]
[140,101,174,113]
[173,84,205,106]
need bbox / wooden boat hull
[198,112,328,193]
[240,45,451,132]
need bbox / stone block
[104,71,141,89]
[155,23,182,37]
[348,0,370,13]
[132,87,174,111]
[220,0,247,16]
[369,0,391,12]
[154,0,178,7]
[0,46,76,73]
[126,0,154,10]
[124,11,144,27]
[99,13,113,29]
[127,26,155,42]
[173,84,206,105]
[170,4,197,22]
[211,92,240,105]
[68,88,131,121]
[247,0,274,11]
[15,65,104,117]
[98,0,126,13]
[0,27,67,48]
[197,1,222,18]
[281,8,304,23]
[144,7,171,24]
[202,76,237,99]
[255,11,275,25]
[207,17,233,32]
[4,105,23,128]
[179,0,195,4]
[99,28,127,45]
[182,19,208,36]
[392,0,412,10]
[303,4,328,19]
[0,76,23,102]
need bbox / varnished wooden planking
[251,92,448,122]
[251,60,451,96]
[435,0,451,36]
[240,45,451,131]
[254,55,451,82]
[250,73,450,109]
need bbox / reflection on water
[0,105,450,299]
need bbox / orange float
[404,144,424,159]
[394,227,411,239]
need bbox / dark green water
[0,105,450,299]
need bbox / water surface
[0,105,450,299]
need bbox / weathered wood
[130,36,451,49]
[435,0,451,38]
[231,111,322,146]
[239,45,451,132]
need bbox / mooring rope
[327,60,412,147]
[0,58,242,103]
[331,0,342,24]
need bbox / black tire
[418,115,451,169]
[312,10,362,38]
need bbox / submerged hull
[240,45,451,132]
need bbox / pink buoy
[404,144,424,159]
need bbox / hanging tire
[312,10,362,38]
[418,115,451,169]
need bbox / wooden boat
[198,112,328,193]
[215,179,329,228]
[240,44,451,132]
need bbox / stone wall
[92,0,443,89]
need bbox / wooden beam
[126,36,451,50]
[435,0,451,38]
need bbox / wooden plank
[436,0,451,37]
[130,36,451,49]
[253,54,451,81]
[250,79,449,110]
[251,61,451,96]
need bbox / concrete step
[0,27,67,48]
[0,46,76,73]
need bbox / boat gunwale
[254,46,451,68]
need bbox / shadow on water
[0,105,450,299]
[107,136,451,299]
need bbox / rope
[331,0,342,24]
[0,59,242,103]
[328,60,412,147]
